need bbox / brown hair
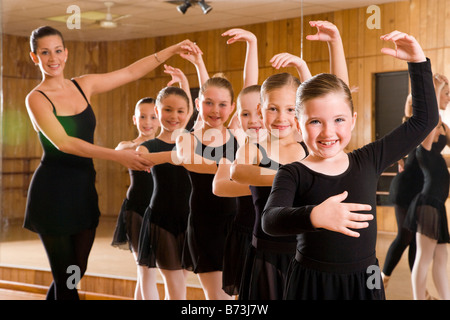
[296,73,353,117]
[260,73,301,105]
[134,97,156,114]
[30,26,65,53]
[199,75,234,103]
[156,86,190,111]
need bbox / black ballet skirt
[183,130,238,274]
[137,139,191,270]
[239,185,297,300]
[24,80,100,236]
[111,168,153,251]
[222,195,255,296]
[284,251,384,300]
[239,143,305,300]
[404,135,450,243]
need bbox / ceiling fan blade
[113,14,132,22]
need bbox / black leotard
[404,131,450,243]
[262,60,438,299]
[137,138,191,269]
[183,130,239,273]
[388,149,423,208]
[24,80,100,236]
[239,141,308,300]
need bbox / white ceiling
[1,0,398,41]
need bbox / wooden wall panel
[2,0,450,227]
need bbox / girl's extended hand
[306,20,341,43]
[380,31,426,63]
[222,28,257,45]
[270,52,306,70]
[164,64,187,87]
[310,191,373,238]
[115,149,154,171]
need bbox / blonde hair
[260,73,301,106]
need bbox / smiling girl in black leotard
[262,31,438,300]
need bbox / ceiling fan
[94,1,131,29]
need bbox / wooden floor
[0,216,449,300]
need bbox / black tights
[382,205,416,276]
[39,228,96,300]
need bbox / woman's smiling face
[31,35,68,77]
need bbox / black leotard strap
[71,79,90,105]
[35,90,57,114]
[255,143,280,169]
[299,141,309,158]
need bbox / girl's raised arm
[164,64,194,127]
[179,42,209,87]
[270,53,311,82]
[222,28,259,88]
[307,20,348,85]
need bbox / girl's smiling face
[133,102,159,138]
[261,87,297,139]
[197,86,234,129]
[299,92,356,160]
[156,94,189,132]
[238,91,264,140]
[31,35,68,77]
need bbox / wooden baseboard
[0,264,205,300]
[0,279,132,300]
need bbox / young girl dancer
[111,98,160,300]
[407,117,450,300]
[214,84,262,296]
[231,72,308,300]
[381,94,421,290]
[24,26,196,300]
[176,75,240,300]
[262,31,438,300]
[230,20,348,300]
[404,74,450,300]
[214,28,260,297]
[382,74,448,295]
[137,85,192,300]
